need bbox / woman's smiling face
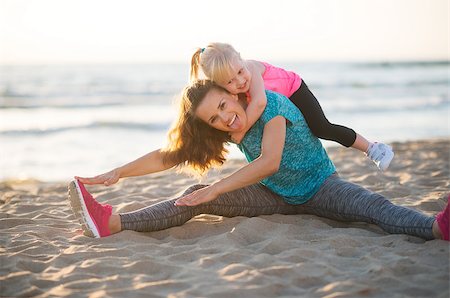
[195,88,248,133]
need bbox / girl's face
[195,88,248,133]
[219,57,252,95]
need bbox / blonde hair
[162,80,231,176]
[190,42,241,84]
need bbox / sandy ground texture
[1,139,449,298]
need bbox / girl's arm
[229,62,267,144]
[75,149,178,186]
[175,115,286,206]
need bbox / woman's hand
[75,169,120,186]
[174,185,219,206]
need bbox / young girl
[190,42,394,171]
[71,80,449,241]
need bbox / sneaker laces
[367,142,386,162]
[91,198,112,218]
[84,189,112,219]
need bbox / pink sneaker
[68,179,112,238]
[435,195,449,241]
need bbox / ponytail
[189,48,202,82]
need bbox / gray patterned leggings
[119,174,435,240]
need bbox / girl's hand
[75,169,120,186]
[174,185,219,206]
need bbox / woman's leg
[296,174,435,240]
[119,183,298,233]
[289,82,358,148]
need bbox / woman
[69,80,449,241]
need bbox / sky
[0,0,448,64]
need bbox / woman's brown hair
[162,80,231,175]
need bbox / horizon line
[1,59,449,67]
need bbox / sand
[1,139,449,298]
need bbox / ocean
[0,61,448,181]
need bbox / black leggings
[290,82,357,147]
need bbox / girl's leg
[289,82,358,148]
[289,82,394,171]
[352,134,371,153]
[296,174,435,240]
[119,183,298,233]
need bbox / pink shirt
[261,61,302,98]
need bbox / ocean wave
[1,80,447,109]
[1,97,446,136]
[2,61,448,110]
[0,88,172,98]
[0,93,177,109]
[352,60,449,68]
[310,79,449,90]
[0,121,171,136]
[0,101,130,109]
[322,96,448,113]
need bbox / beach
[1,138,449,298]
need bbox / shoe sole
[68,180,100,238]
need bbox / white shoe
[366,142,394,171]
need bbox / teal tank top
[237,90,336,204]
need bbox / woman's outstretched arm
[76,149,178,186]
[175,115,286,206]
